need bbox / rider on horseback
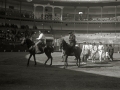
[36,31,46,53]
[68,31,76,53]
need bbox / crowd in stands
[0,7,120,21]
[0,7,34,19]
[0,23,35,42]
[0,23,18,28]
[0,22,37,30]
[0,29,34,42]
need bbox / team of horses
[21,37,82,68]
[21,37,109,69]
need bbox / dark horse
[60,39,82,68]
[21,37,53,66]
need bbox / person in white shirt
[36,31,46,53]
[81,41,90,64]
[88,42,93,60]
[36,31,46,44]
[104,44,110,60]
[91,42,98,63]
[98,42,104,62]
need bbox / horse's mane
[61,39,70,50]
[62,39,69,45]
[26,38,35,46]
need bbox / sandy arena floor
[0,52,120,90]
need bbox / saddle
[68,45,80,56]
[35,42,45,54]
[67,46,75,56]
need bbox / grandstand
[0,0,120,52]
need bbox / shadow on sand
[0,52,120,90]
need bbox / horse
[59,39,82,68]
[21,37,53,66]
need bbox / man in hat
[108,44,114,61]
[68,31,76,53]
[104,44,110,60]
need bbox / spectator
[98,42,104,62]
[81,41,90,64]
[91,42,98,63]
[108,44,114,61]
[104,44,111,61]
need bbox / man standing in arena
[98,42,104,62]
[68,31,76,53]
[81,41,89,64]
[104,44,110,60]
[91,42,98,63]
[88,42,93,60]
[36,31,46,53]
[108,44,114,61]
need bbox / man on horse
[36,31,46,53]
[68,31,76,53]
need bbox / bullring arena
[1,0,120,90]
[1,52,120,90]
